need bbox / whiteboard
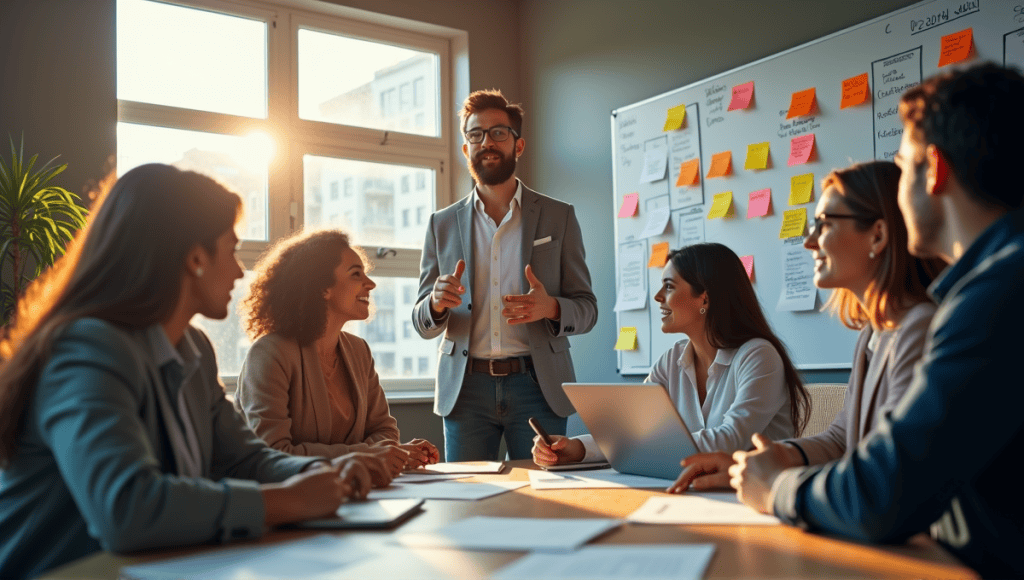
[612,0,1024,373]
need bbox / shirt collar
[678,339,737,369]
[929,209,1024,302]
[472,179,523,215]
[144,324,201,374]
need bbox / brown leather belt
[469,356,532,377]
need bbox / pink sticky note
[787,134,816,166]
[740,255,755,280]
[747,188,772,219]
[618,193,639,218]
[727,81,755,111]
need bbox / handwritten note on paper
[777,237,817,312]
[675,159,700,187]
[676,208,705,248]
[648,242,670,267]
[663,103,687,131]
[786,87,817,119]
[779,208,807,239]
[840,73,870,109]
[706,151,732,178]
[740,255,755,280]
[744,142,770,170]
[640,149,668,183]
[614,242,647,311]
[706,192,733,220]
[747,188,772,219]
[628,493,781,525]
[614,327,638,351]
[617,193,639,218]
[787,134,815,166]
[727,81,755,111]
[639,206,672,238]
[938,28,973,67]
[789,173,814,205]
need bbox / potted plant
[0,136,88,326]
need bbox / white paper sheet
[367,480,527,501]
[613,242,648,312]
[493,544,717,580]
[394,516,620,552]
[418,461,504,474]
[396,471,472,483]
[627,493,781,525]
[528,468,674,490]
[776,237,818,312]
[120,535,368,580]
[639,206,672,238]
[640,149,668,183]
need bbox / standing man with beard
[413,90,597,461]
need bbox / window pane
[343,277,439,380]
[193,271,256,378]
[117,123,269,241]
[117,0,267,118]
[303,155,434,249]
[298,29,439,137]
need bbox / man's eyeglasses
[464,125,519,144]
[806,213,870,238]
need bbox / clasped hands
[430,260,560,323]
[664,433,805,513]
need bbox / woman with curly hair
[234,229,439,471]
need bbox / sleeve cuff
[217,479,267,542]
[577,434,606,463]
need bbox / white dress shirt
[579,337,795,461]
[469,180,531,358]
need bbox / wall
[518,0,919,387]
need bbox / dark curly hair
[241,229,366,346]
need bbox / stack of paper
[528,468,674,490]
[394,516,620,552]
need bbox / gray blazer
[413,184,597,417]
[788,301,936,464]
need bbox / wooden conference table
[43,460,976,579]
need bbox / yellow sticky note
[614,327,638,351]
[779,208,808,239]
[789,173,814,205]
[663,104,687,131]
[648,242,670,267]
[744,142,770,170]
[707,191,733,220]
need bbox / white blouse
[579,337,795,461]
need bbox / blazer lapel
[300,341,332,443]
[456,195,475,294]
[859,330,895,437]
[520,186,540,289]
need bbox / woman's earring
[195,267,204,278]
[868,251,876,259]
[700,307,706,315]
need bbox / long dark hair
[0,164,241,465]
[668,243,810,435]
[241,228,363,346]
[820,161,945,330]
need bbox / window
[418,356,429,374]
[403,357,413,376]
[403,284,416,303]
[117,0,456,393]
[416,206,425,225]
[403,320,413,339]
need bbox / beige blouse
[234,331,400,458]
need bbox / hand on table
[399,438,440,469]
[729,434,793,514]
[261,462,352,527]
[531,434,585,466]
[666,452,735,493]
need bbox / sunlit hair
[459,89,524,136]
[241,228,370,346]
[820,161,945,331]
[668,243,810,435]
[899,63,1024,210]
[0,164,242,465]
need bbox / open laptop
[562,383,700,480]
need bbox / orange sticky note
[663,104,687,131]
[788,134,816,166]
[706,151,732,178]
[648,242,670,267]
[841,73,870,109]
[789,173,815,205]
[675,159,700,187]
[786,88,817,119]
[747,188,772,219]
[707,191,733,220]
[740,255,755,280]
[744,142,770,170]
[618,193,639,218]
[727,81,755,111]
[938,28,973,67]
[614,327,638,350]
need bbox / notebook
[561,383,700,480]
[290,499,424,529]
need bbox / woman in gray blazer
[0,165,386,580]
[668,160,945,493]
[235,229,439,470]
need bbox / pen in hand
[528,417,553,446]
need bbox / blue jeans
[443,365,566,461]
